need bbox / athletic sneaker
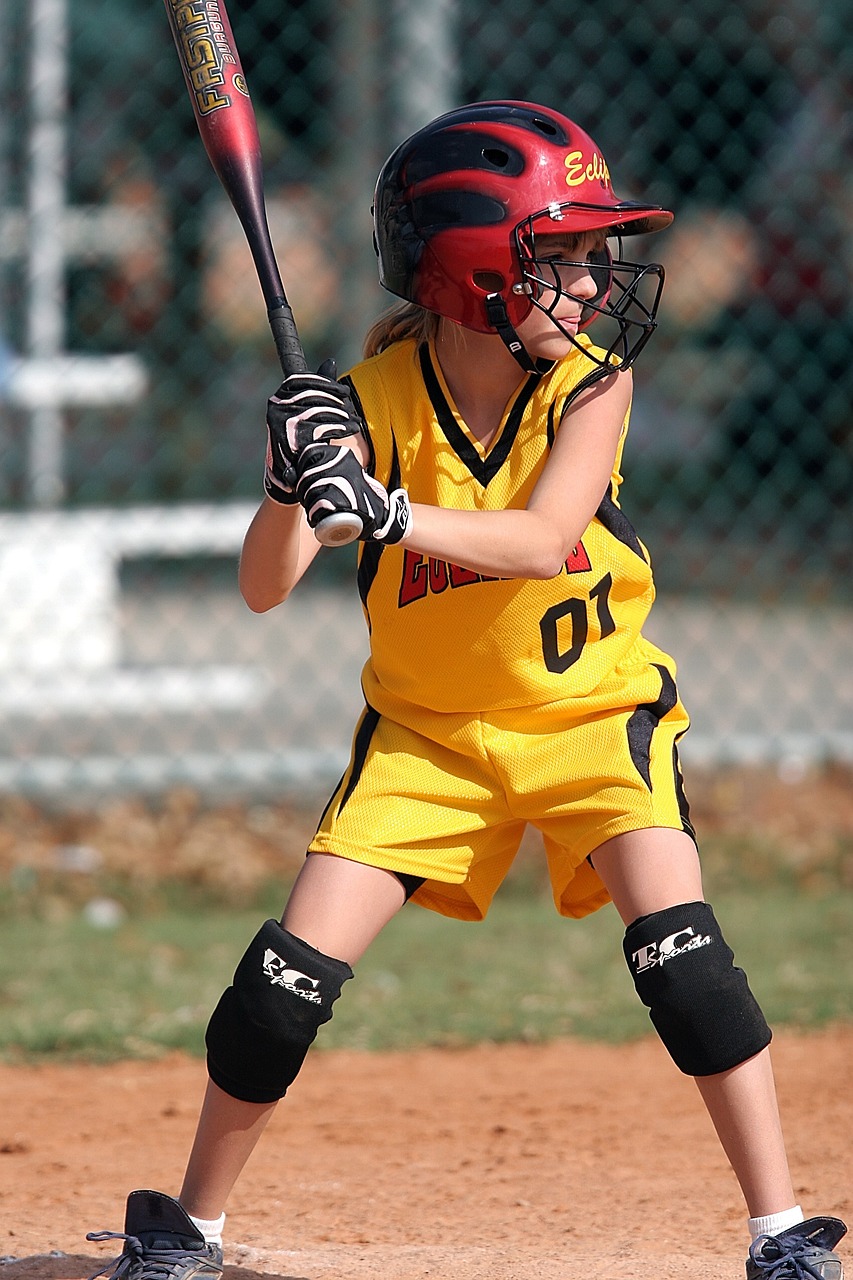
[87,1190,224,1280]
[747,1216,847,1280]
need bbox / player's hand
[296,442,413,544]
[264,358,364,505]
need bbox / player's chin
[529,329,577,361]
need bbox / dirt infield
[1,1029,850,1280]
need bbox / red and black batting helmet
[373,100,673,370]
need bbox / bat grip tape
[268,303,308,375]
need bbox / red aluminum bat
[163,0,307,375]
[163,0,365,544]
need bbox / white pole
[389,0,458,140]
[26,0,68,506]
[329,0,383,372]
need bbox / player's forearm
[394,378,624,576]
[239,496,319,611]
[403,502,581,579]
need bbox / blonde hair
[363,301,440,358]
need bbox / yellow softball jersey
[346,335,656,722]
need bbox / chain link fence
[1,0,851,801]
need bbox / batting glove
[264,358,364,504]
[296,443,413,544]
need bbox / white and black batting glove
[264,358,364,505]
[296,442,413,544]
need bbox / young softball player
[87,102,845,1280]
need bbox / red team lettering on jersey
[398,543,592,607]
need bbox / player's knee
[205,919,354,1103]
[623,900,771,1076]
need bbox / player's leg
[178,852,411,1218]
[590,827,795,1215]
[529,657,793,1215]
[591,829,847,1275]
[86,853,413,1280]
[86,708,513,1279]
[172,709,520,1228]
[526,652,847,1272]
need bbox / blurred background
[0,0,851,805]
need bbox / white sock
[189,1212,226,1247]
[748,1206,804,1242]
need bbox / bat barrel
[163,0,309,377]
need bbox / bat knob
[313,512,364,546]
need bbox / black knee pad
[623,901,771,1076]
[206,920,353,1103]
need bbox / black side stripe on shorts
[313,703,380,833]
[626,663,679,789]
[672,742,697,843]
[336,703,381,814]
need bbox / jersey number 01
[539,573,615,673]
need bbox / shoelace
[85,1231,216,1280]
[749,1232,831,1280]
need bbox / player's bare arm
[239,497,321,612]
[401,369,632,579]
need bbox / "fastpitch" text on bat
[163,0,364,546]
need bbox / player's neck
[434,321,530,446]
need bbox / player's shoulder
[542,342,633,417]
[343,336,420,384]
[546,337,628,383]
[343,338,426,422]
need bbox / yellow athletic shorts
[308,639,693,921]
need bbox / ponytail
[363,301,439,358]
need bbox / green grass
[1,869,851,1062]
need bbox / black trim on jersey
[626,663,679,789]
[357,441,403,626]
[342,375,376,473]
[418,343,541,486]
[546,364,613,447]
[595,484,648,562]
[546,399,558,450]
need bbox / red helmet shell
[373,100,673,331]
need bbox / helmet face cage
[514,210,667,371]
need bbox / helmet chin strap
[484,293,541,374]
